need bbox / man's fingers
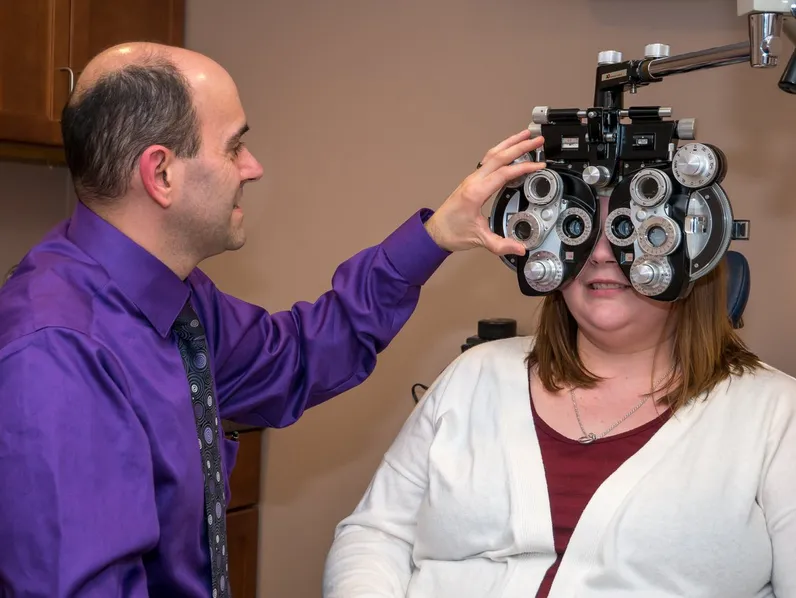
[488,128,532,155]
[481,231,526,257]
[497,135,544,165]
[479,137,545,175]
[480,160,547,198]
[479,129,537,170]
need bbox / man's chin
[225,233,246,252]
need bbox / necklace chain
[570,366,675,445]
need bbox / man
[0,42,544,597]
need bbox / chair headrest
[725,250,750,329]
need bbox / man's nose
[241,149,264,182]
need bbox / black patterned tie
[173,301,231,598]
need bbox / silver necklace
[570,366,675,445]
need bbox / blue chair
[725,250,750,329]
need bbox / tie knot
[174,301,204,335]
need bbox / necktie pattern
[173,302,231,597]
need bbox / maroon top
[530,391,671,597]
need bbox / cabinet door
[0,0,72,146]
[227,429,262,511]
[69,0,185,75]
[227,507,260,598]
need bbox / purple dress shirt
[0,201,449,597]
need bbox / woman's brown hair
[527,257,762,412]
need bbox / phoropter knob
[597,50,623,65]
[629,257,673,297]
[582,165,611,188]
[644,43,671,59]
[523,252,564,293]
[631,263,656,285]
[676,118,697,140]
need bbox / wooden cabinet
[224,423,264,598]
[0,0,71,150]
[228,508,261,598]
[0,0,185,163]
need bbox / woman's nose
[589,223,617,264]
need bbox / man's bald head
[61,42,212,203]
[72,42,230,102]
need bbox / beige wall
[2,0,796,596]
[0,162,75,277]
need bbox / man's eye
[232,142,244,156]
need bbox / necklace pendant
[578,433,597,445]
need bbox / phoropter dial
[523,250,564,293]
[672,142,726,189]
[629,256,673,297]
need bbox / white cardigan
[323,336,796,598]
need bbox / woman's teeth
[589,282,627,290]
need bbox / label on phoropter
[601,69,627,81]
[632,133,656,148]
[562,136,579,150]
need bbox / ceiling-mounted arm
[647,3,796,92]
[589,1,795,109]
[778,12,796,92]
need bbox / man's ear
[139,145,177,209]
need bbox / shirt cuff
[381,208,451,286]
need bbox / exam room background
[1,0,794,596]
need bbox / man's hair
[61,56,201,202]
[527,257,762,413]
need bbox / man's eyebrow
[226,123,249,149]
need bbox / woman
[322,193,796,597]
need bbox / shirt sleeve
[0,328,157,598]
[321,357,457,597]
[761,393,796,596]
[195,209,450,427]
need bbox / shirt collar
[66,200,191,338]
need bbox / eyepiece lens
[563,215,584,238]
[531,177,551,199]
[514,220,533,240]
[647,225,667,247]
[611,215,634,240]
[639,177,659,201]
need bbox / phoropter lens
[611,215,634,240]
[531,177,551,199]
[646,225,668,248]
[514,220,533,241]
[562,215,584,239]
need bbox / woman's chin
[581,316,634,336]
[564,284,675,339]
[575,304,674,348]
[583,300,656,332]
